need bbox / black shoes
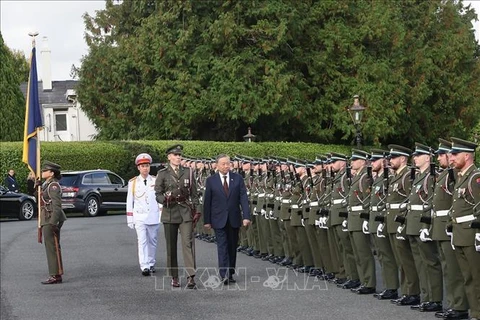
[353,286,376,294]
[149,266,156,274]
[222,276,236,285]
[332,277,347,285]
[142,268,150,276]
[254,252,268,259]
[186,276,196,289]
[319,272,335,281]
[339,279,361,289]
[435,309,469,319]
[374,289,398,300]
[392,294,420,306]
[41,275,62,284]
[237,245,248,252]
[261,254,274,261]
[278,257,293,266]
[418,302,443,312]
[297,266,313,273]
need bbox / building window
[55,114,67,131]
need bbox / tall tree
[0,32,27,141]
[78,0,480,145]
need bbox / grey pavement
[1,215,438,320]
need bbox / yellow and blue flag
[22,47,43,176]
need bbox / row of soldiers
[180,137,479,320]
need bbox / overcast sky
[1,0,480,81]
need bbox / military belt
[349,206,363,212]
[266,194,274,198]
[332,199,344,204]
[302,200,308,204]
[291,204,300,209]
[282,199,292,204]
[309,201,319,207]
[371,206,378,212]
[258,193,265,197]
[433,210,449,217]
[410,205,424,211]
[275,196,282,201]
[389,203,401,209]
[454,214,475,224]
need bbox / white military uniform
[126,174,161,271]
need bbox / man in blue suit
[204,154,251,284]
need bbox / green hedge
[0,140,352,193]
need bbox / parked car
[59,169,128,217]
[0,185,37,220]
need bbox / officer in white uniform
[126,153,161,276]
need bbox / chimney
[40,36,52,91]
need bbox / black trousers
[214,221,239,279]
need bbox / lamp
[348,95,366,147]
[243,127,256,142]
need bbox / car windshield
[59,175,79,186]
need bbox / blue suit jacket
[203,171,251,229]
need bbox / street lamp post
[243,127,256,142]
[348,95,366,148]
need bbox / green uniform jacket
[155,165,199,224]
[40,178,67,226]
[273,171,283,218]
[386,166,412,234]
[264,173,275,217]
[307,175,323,225]
[280,174,294,221]
[289,175,305,227]
[405,169,433,236]
[330,168,349,226]
[256,172,267,214]
[431,169,455,241]
[369,171,388,234]
[348,166,371,232]
[451,165,480,246]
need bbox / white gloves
[253,207,258,216]
[127,223,134,229]
[362,221,369,234]
[269,210,275,220]
[376,223,385,238]
[475,233,480,252]
[315,219,321,227]
[445,229,455,250]
[341,219,348,232]
[419,228,432,242]
[396,225,405,240]
[301,218,305,227]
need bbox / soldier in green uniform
[39,161,67,284]
[385,145,420,306]
[449,137,480,320]
[369,149,400,300]
[278,158,295,266]
[255,160,271,260]
[330,153,359,289]
[347,149,376,294]
[403,143,443,312]
[266,159,284,263]
[237,157,250,252]
[431,139,469,320]
[155,144,200,289]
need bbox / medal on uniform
[458,188,465,197]
[184,179,189,187]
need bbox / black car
[59,170,128,217]
[0,185,37,220]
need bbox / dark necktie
[223,175,229,194]
[144,179,147,186]
[174,167,179,176]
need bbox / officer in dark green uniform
[40,161,67,284]
[278,158,295,266]
[449,137,480,320]
[347,149,376,294]
[404,143,442,312]
[155,144,199,289]
[431,139,469,320]
[369,149,400,300]
[385,145,420,306]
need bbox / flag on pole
[22,46,43,177]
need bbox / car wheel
[18,200,35,221]
[84,196,100,217]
